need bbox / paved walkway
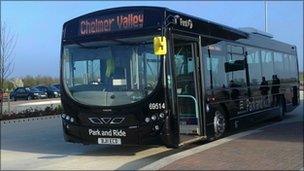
[160,121,303,170]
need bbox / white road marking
[140,129,262,170]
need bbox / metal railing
[177,95,199,119]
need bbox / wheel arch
[219,103,229,118]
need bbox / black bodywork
[60,6,300,147]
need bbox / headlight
[154,125,160,131]
[159,113,165,118]
[145,117,150,123]
[62,114,75,123]
[54,92,58,95]
[151,115,157,121]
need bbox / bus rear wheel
[212,108,227,140]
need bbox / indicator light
[61,114,66,118]
[159,113,165,118]
[70,117,74,123]
[154,125,160,131]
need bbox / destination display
[79,11,144,35]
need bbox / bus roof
[62,6,296,54]
[62,6,248,41]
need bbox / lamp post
[265,0,268,32]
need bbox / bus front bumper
[62,120,163,146]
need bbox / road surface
[1,100,303,170]
[1,115,172,170]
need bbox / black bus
[60,6,300,147]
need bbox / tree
[0,23,17,115]
[22,75,59,87]
[11,78,23,88]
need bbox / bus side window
[261,50,274,82]
[202,44,227,89]
[226,45,247,87]
[289,55,298,82]
[202,47,211,89]
[247,47,262,86]
[273,52,284,82]
[283,54,291,82]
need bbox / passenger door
[171,35,204,144]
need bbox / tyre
[213,108,227,139]
[27,96,32,101]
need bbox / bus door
[172,35,204,144]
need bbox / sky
[1,1,303,78]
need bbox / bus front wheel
[212,108,227,140]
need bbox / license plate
[98,138,121,145]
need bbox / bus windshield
[62,36,161,106]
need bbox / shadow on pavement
[117,143,199,170]
[1,137,159,157]
[239,121,303,143]
[118,104,303,170]
[1,118,158,157]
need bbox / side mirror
[153,36,167,56]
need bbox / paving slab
[160,121,303,170]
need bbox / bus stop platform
[160,118,303,170]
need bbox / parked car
[48,85,61,97]
[10,87,47,101]
[51,83,60,91]
[34,85,60,98]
